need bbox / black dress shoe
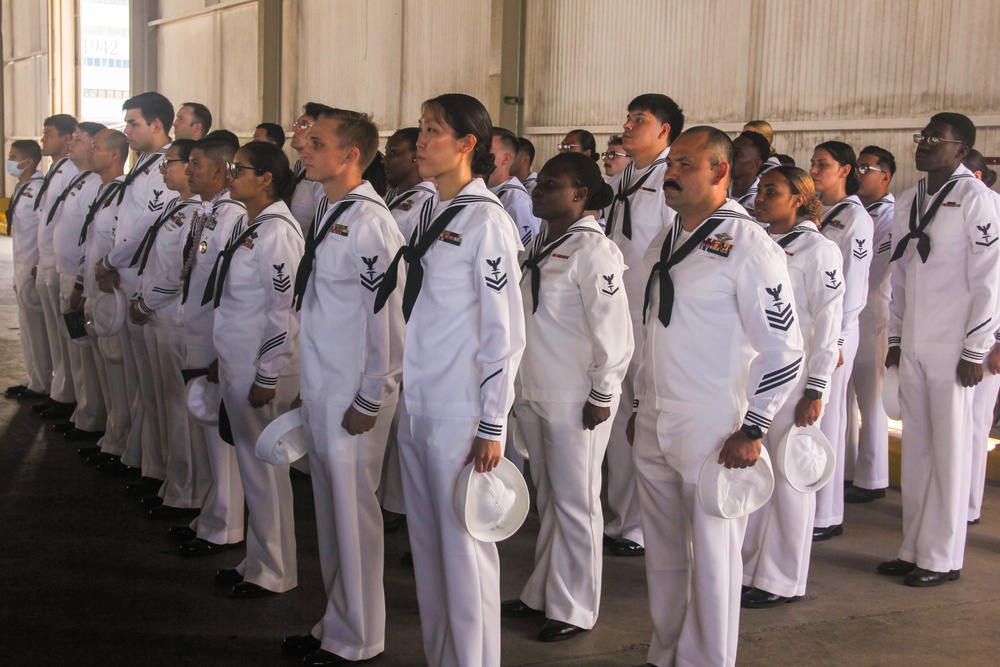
[39,402,76,420]
[6,384,27,396]
[845,486,886,503]
[400,551,413,566]
[149,505,200,520]
[876,558,917,576]
[141,495,164,509]
[537,619,586,642]
[610,538,645,556]
[77,445,101,458]
[87,453,119,466]
[65,428,104,441]
[500,599,544,618]
[282,634,322,655]
[812,524,843,541]
[126,477,163,496]
[603,534,616,548]
[215,568,244,584]
[903,568,961,587]
[54,420,75,432]
[741,587,801,609]
[382,511,406,533]
[969,518,981,526]
[169,526,197,542]
[17,389,48,400]
[230,581,276,599]
[180,538,243,557]
[31,399,57,413]
[98,460,138,476]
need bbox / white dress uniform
[8,170,52,394]
[297,182,405,660]
[814,194,873,529]
[78,177,130,456]
[385,178,525,667]
[35,156,79,405]
[603,145,675,548]
[845,194,895,490]
[102,147,177,478]
[632,200,803,667]
[210,200,304,592]
[132,195,206,508]
[175,193,247,544]
[290,159,324,235]
[378,181,437,514]
[513,215,633,630]
[490,176,540,248]
[888,163,1000,573]
[522,172,538,195]
[743,222,844,598]
[53,170,106,432]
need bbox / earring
[573,197,579,201]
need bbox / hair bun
[589,181,615,210]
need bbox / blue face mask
[6,159,25,178]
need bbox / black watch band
[804,388,822,400]
[741,423,763,441]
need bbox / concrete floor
[1,233,999,667]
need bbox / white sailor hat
[185,376,222,426]
[254,408,308,466]
[882,365,901,421]
[453,458,529,542]
[698,446,774,519]
[91,288,127,337]
[774,424,835,493]
[511,418,529,460]
[20,280,42,311]
[97,335,124,364]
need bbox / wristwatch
[741,424,763,441]
[804,388,823,400]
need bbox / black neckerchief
[6,174,44,233]
[33,157,70,211]
[520,224,602,313]
[202,213,297,308]
[890,175,970,264]
[45,170,94,226]
[132,198,199,274]
[78,180,124,246]
[606,157,667,240]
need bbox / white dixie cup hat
[255,407,309,465]
[698,445,775,519]
[453,458,530,542]
[882,364,901,421]
[774,424,836,493]
[91,288,127,337]
[186,376,223,426]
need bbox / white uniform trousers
[398,404,501,667]
[815,327,860,528]
[633,407,745,667]
[969,368,1000,522]
[152,322,202,508]
[14,268,52,393]
[604,359,644,545]
[377,394,406,515]
[514,397,617,630]
[118,321,151,472]
[87,314,130,457]
[185,342,244,545]
[303,398,394,661]
[845,312,889,489]
[742,383,817,599]
[59,273,106,431]
[134,321,167,479]
[220,366,298,593]
[898,350,974,573]
[35,266,75,403]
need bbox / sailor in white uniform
[630,127,803,667]
[502,153,632,642]
[730,130,775,216]
[510,137,537,194]
[488,127,539,248]
[374,93,525,667]
[5,140,50,399]
[95,92,179,479]
[878,113,1000,587]
[603,93,684,557]
[741,166,844,608]
[288,102,333,233]
[282,113,405,665]
[206,141,304,598]
[34,114,80,419]
[845,146,897,503]
[76,129,130,459]
[809,141,873,540]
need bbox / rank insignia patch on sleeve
[484,257,508,293]
[976,223,998,247]
[360,255,384,292]
[148,189,164,212]
[824,269,842,290]
[760,283,795,331]
[852,238,868,259]
[272,263,291,292]
[601,274,619,296]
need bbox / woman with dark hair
[375,93,525,667]
[205,141,304,598]
[741,166,844,608]
[501,153,630,641]
[558,129,599,161]
[809,140,873,541]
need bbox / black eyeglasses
[227,162,264,179]
[158,158,188,173]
